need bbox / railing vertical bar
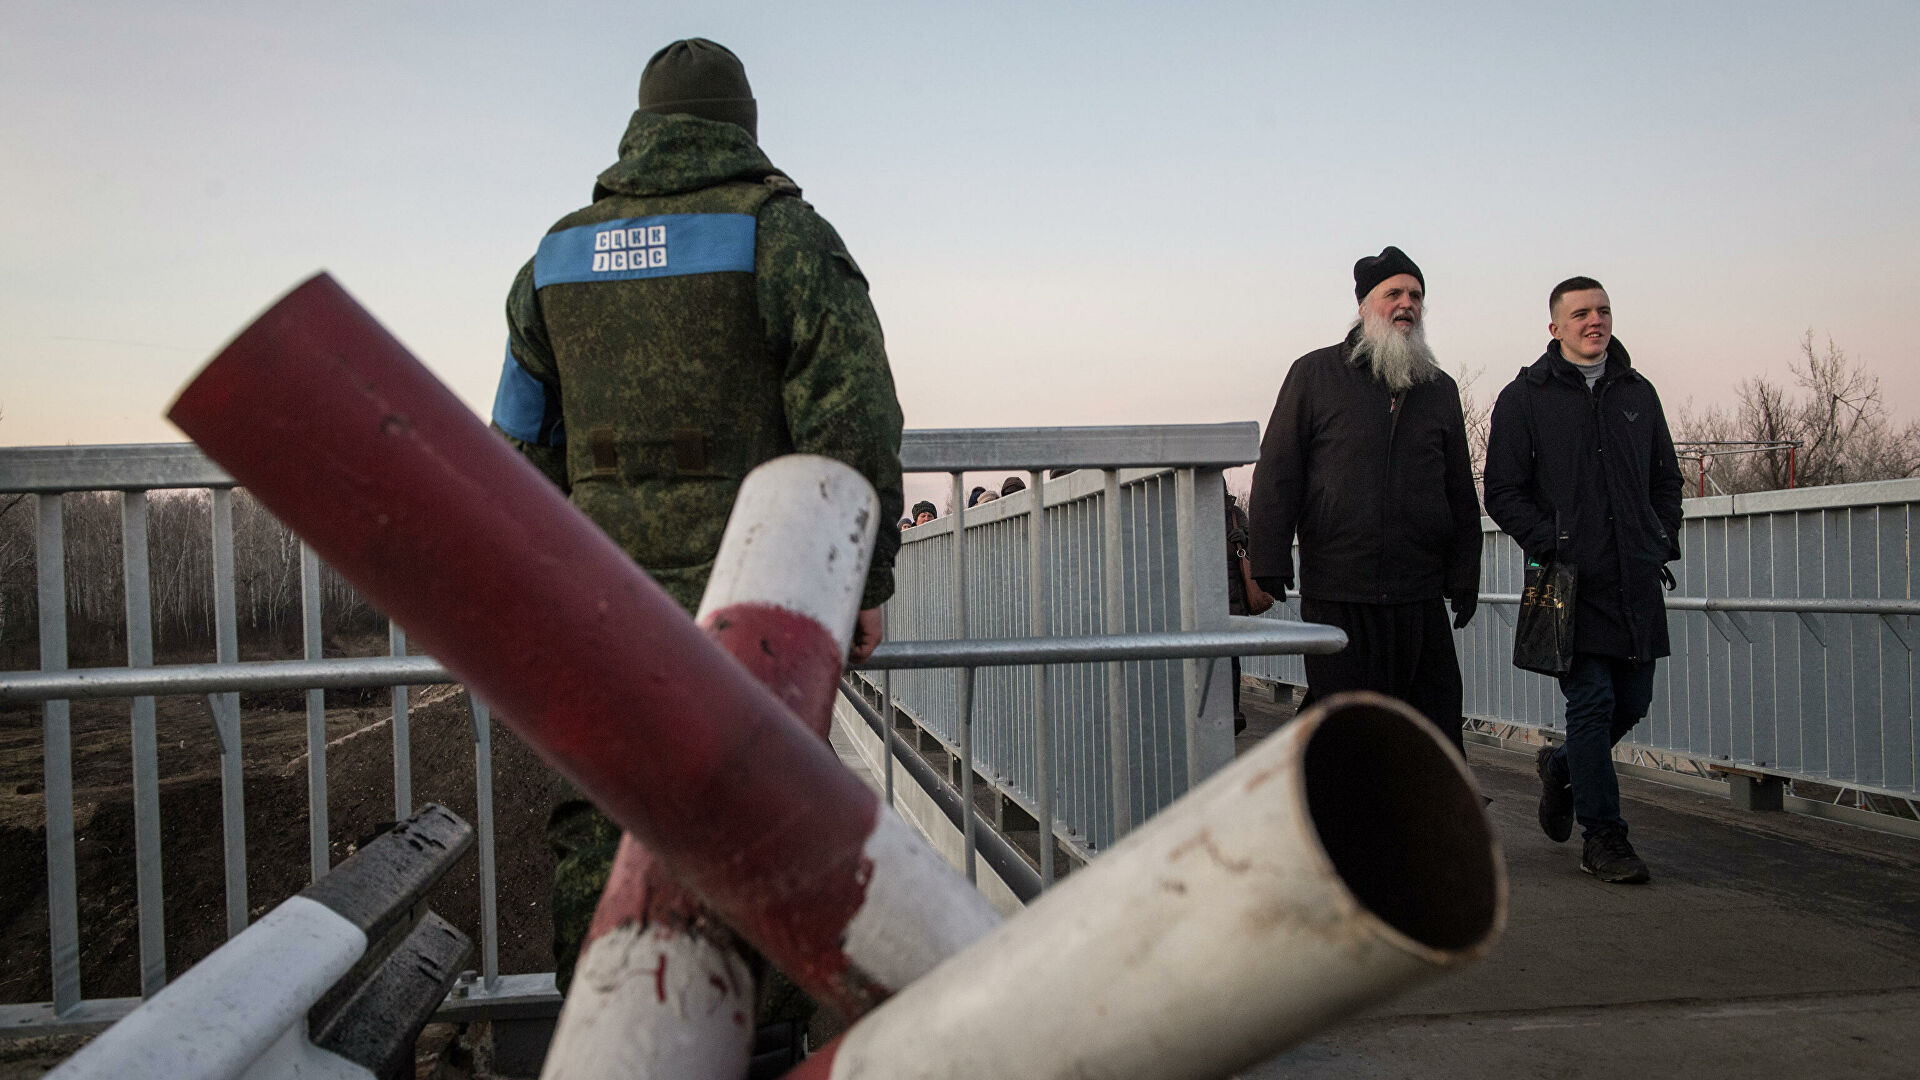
[390,621,411,820]
[121,491,166,997]
[882,666,895,807]
[472,696,500,990]
[300,541,328,881]
[1175,467,1206,788]
[950,472,975,883]
[1028,469,1054,884]
[209,488,247,938]
[36,494,81,1015]
[1102,470,1132,842]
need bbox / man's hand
[1450,594,1478,629]
[848,606,884,665]
[1254,577,1289,605]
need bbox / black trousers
[1299,597,1465,755]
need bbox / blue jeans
[1550,653,1656,836]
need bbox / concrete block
[1729,773,1785,812]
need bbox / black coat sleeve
[1247,362,1310,588]
[1483,377,1556,561]
[1441,382,1484,600]
[1646,386,1684,562]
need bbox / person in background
[1226,492,1274,734]
[1483,276,1683,885]
[1247,246,1482,753]
[1001,476,1027,496]
[911,500,937,526]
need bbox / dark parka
[1248,331,1483,605]
[1482,338,1685,660]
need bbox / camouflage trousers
[545,797,816,1024]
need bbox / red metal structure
[169,274,995,1021]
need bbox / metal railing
[865,426,1351,872]
[1246,477,1920,802]
[0,427,1345,1033]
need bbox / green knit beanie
[638,38,757,141]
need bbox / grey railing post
[950,471,976,883]
[1027,469,1053,885]
[472,696,500,991]
[1102,470,1132,844]
[36,493,81,1015]
[881,665,895,807]
[301,541,329,881]
[390,621,411,820]
[210,488,247,938]
[122,491,166,997]
[1176,469,1234,786]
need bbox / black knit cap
[1353,246,1424,303]
[638,38,757,140]
[911,500,937,520]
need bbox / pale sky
[4,1,1916,469]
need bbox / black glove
[1450,593,1478,629]
[1254,577,1288,605]
[1659,566,1677,592]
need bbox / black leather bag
[1513,559,1577,677]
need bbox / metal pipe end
[1298,691,1507,959]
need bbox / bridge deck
[1234,694,1920,1078]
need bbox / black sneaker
[1535,744,1573,843]
[1581,829,1650,884]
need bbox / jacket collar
[1525,336,1639,388]
[590,111,795,201]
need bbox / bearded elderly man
[1248,246,1483,753]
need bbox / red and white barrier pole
[167,275,997,1020]
[542,456,888,1079]
[784,692,1507,1080]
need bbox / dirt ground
[0,682,567,1009]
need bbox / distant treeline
[0,490,381,666]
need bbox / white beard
[1349,310,1439,393]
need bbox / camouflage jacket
[492,111,904,612]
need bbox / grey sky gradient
[4,1,1916,469]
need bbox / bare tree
[1454,363,1492,485]
[1676,332,1920,493]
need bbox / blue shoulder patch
[491,345,565,446]
[532,213,756,289]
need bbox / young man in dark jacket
[1483,277,1684,884]
[1248,247,1483,752]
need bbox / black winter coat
[1248,333,1482,605]
[1483,338,1684,660]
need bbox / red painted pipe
[544,457,885,1078]
[169,274,907,1015]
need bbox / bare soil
[0,683,567,1007]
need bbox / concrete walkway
[1238,726,1920,1078]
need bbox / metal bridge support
[1728,772,1787,812]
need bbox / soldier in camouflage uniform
[488,38,905,998]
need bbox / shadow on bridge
[1227,688,1920,1078]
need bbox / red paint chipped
[168,275,886,1019]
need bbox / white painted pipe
[788,691,1508,1080]
[539,838,757,1080]
[544,455,999,1079]
[47,896,372,1080]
